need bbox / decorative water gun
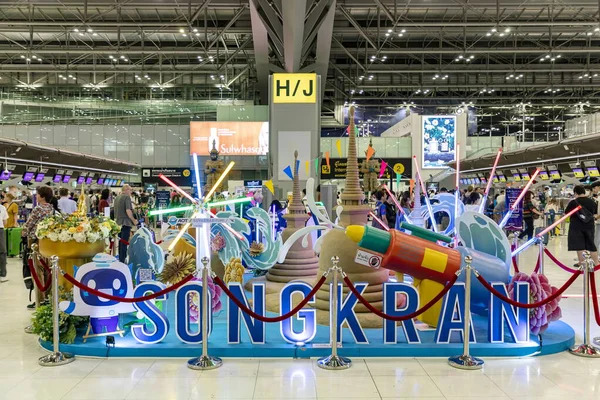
[346,211,511,327]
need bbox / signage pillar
[269,73,321,193]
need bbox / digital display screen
[573,168,585,178]
[62,175,71,183]
[97,178,104,185]
[513,173,521,182]
[480,177,487,184]
[587,167,599,177]
[539,171,549,180]
[521,173,530,181]
[77,176,85,184]
[493,175,499,183]
[53,175,62,183]
[498,174,506,182]
[550,170,561,179]
[22,172,35,181]
[35,173,45,182]
[421,115,456,169]
[0,171,11,180]
[474,177,480,184]
[86,177,93,185]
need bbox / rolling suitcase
[6,227,23,257]
[534,226,549,246]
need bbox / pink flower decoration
[188,276,223,323]
[211,233,226,253]
[508,272,562,335]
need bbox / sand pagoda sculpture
[246,150,320,311]
[266,150,320,284]
[315,106,390,327]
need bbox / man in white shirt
[0,202,8,282]
[57,187,77,215]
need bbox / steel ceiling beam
[249,0,270,103]
[282,0,306,71]
[314,0,336,102]
[338,6,377,49]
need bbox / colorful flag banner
[295,160,300,177]
[396,173,401,188]
[379,160,388,178]
[409,179,415,196]
[264,180,275,195]
[335,140,342,157]
[305,160,309,176]
[314,157,319,174]
[366,145,376,161]
[283,165,293,180]
[325,151,331,168]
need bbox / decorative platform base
[39,290,575,358]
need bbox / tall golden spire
[289,150,305,214]
[340,106,364,206]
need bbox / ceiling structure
[0,0,600,136]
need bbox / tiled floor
[1,235,600,399]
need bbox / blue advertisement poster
[422,115,456,169]
[505,188,523,231]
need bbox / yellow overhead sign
[272,73,317,103]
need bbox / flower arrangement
[36,214,120,243]
[508,272,562,335]
[189,277,223,321]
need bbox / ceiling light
[87,28,93,33]
[108,55,114,59]
[182,33,187,36]
[195,32,200,36]
[78,32,84,36]
[504,28,511,33]
[401,29,406,33]
[385,33,390,37]
[92,32,98,36]
[458,55,463,59]
[499,33,505,36]
[123,58,128,62]
[32,55,36,59]
[387,29,392,33]
[120,55,125,59]
[486,32,492,36]
[20,55,24,58]
[144,74,149,78]
[398,33,403,37]
[491,28,497,33]
[179,28,185,33]
[58,74,63,78]
[73,28,79,32]
[193,28,198,33]
[26,58,30,61]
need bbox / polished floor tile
[373,375,444,398]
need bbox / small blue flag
[283,165,293,180]
[295,160,300,176]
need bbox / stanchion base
[316,355,352,370]
[24,325,34,334]
[448,354,484,370]
[38,352,75,367]
[187,355,223,370]
[593,337,600,347]
[569,344,600,358]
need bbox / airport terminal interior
[3,0,600,399]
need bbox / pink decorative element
[508,272,562,335]
[211,232,226,253]
[188,276,223,322]
[379,160,388,178]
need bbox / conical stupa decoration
[266,150,319,283]
[315,106,389,327]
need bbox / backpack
[385,202,397,227]
[575,199,594,223]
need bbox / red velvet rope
[213,275,327,323]
[476,271,580,309]
[543,248,600,273]
[62,272,194,302]
[342,274,458,321]
[533,252,541,274]
[119,238,130,245]
[28,258,51,292]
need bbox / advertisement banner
[155,190,171,209]
[505,188,523,231]
[190,121,269,156]
[320,158,411,180]
[422,115,456,169]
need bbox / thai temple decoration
[204,139,226,194]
